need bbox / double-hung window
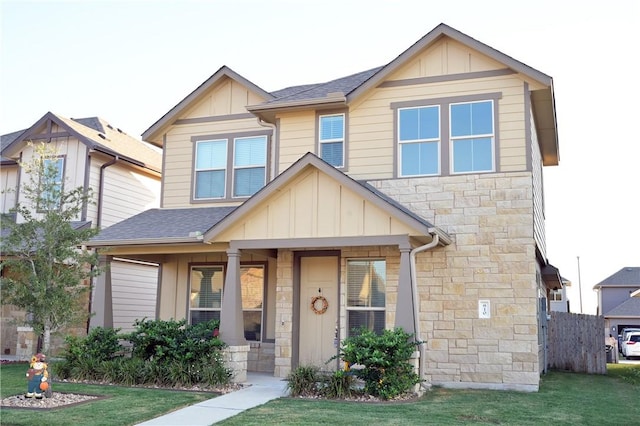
[195,140,227,199]
[194,135,267,200]
[189,264,265,341]
[39,157,64,210]
[346,259,386,336]
[398,106,440,176]
[450,100,494,173]
[319,114,344,167]
[233,136,267,197]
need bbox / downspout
[410,234,439,390]
[97,155,119,229]
[92,155,118,330]
[256,118,277,181]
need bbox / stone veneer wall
[247,341,275,373]
[274,249,294,378]
[369,172,541,391]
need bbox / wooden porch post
[220,248,247,346]
[395,247,416,335]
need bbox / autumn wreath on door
[311,295,329,315]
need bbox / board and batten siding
[14,135,88,222]
[110,259,159,332]
[0,165,18,214]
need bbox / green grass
[219,366,640,426]
[1,362,214,426]
[3,362,639,426]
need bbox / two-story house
[89,23,562,391]
[1,112,162,357]
[593,267,640,339]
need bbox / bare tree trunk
[42,327,51,354]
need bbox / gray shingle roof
[605,297,640,317]
[263,67,383,106]
[593,267,640,289]
[1,130,25,163]
[90,207,236,243]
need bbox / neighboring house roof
[593,267,640,289]
[141,23,558,166]
[1,130,26,164]
[0,220,92,254]
[604,297,640,318]
[1,112,162,173]
[89,206,236,246]
[542,263,563,290]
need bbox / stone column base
[223,344,250,383]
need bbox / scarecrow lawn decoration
[26,353,51,398]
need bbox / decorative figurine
[26,353,49,398]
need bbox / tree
[0,142,101,352]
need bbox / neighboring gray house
[593,267,640,338]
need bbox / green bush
[320,369,356,399]
[336,327,420,399]
[286,365,320,397]
[54,318,232,388]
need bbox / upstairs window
[398,106,440,176]
[450,100,494,173]
[233,136,266,197]
[195,140,227,199]
[194,134,268,200]
[39,157,64,210]
[319,114,344,167]
[346,259,386,336]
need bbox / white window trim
[318,113,345,168]
[194,139,228,200]
[231,136,268,198]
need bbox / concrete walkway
[135,373,289,426]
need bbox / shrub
[287,365,320,397]
[320,369,356,399]
[336,327,420,399]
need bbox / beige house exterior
[90,24,562,391]
[1,112,162,357]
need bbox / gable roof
[1,112,162,173]
[142,23,559,166]
[142,66,274,142]
[0,130,25,164]
[203,152,452,244]
[593,267,640,289]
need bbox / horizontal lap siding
[111,260,159,331]
[277,111,315,173]
[346,75,527,180]
[100,164,160,228]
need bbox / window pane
[347,260,385,308]
[453,138,492,172]
[347,311,385,336]
[321,141,343,167]
[400,106,438,141]
[243,311,262,341]
[190,266,224,309]
[241,266,264,309]
[401,142,438,176]
[196,170,225,198]
[235,137,266,167]
[196,140,227,169]
[320,115,344,140]
[190,310,220,326]
[451,101,493,137]
[234,167,265,197]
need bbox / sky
[1,0,638,314]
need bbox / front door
[298,256,338,369]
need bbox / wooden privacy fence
[547,312,606,374]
